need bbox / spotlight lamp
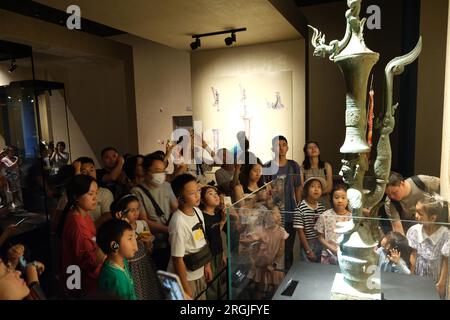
[190,27,246,50]
[190,37,201,50]
[8,59,17,73]
[224,33,236,46]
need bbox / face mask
[152,172,166,185]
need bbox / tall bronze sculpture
[309,0,422,298]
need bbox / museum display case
[227,174,449,300]
[0,39,71,296]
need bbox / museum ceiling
[28,0,301,50]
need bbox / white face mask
[152,172,166,185]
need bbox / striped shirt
[294,200,325,240]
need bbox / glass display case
[0,39,71,297]
[1,41,70,214]
[227,176,286,300]
[227,174,450,300]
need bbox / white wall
[190,39,305,164]
[48,90,69,151]
[441,2,450,201]
[112,34,192,155]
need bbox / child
[315,185,351,264]
[407,195,450,299]
[376,231,411,274]
[169,174,212,300]
[200,186,227,300]
[57,175,105,298]
[111,194,165,300]
[244,208,288,299]
[294,176,326,262]
[254,185,273,211]
[97,219,138,300]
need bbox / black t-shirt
[96,168,108,186]
[203,211,223,256]
[96,168,130,199]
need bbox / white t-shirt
[168,207,207,281]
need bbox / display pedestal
[272,262,439,300]
[330,273,381,300]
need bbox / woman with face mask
[130,152,178,271]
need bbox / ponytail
[56,202,71,238]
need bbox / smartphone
[14,217,28,227]
[157,270,186,300]
[281,278,299,297]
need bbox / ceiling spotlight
[8,59,17,73]
[190,27,246,50]
[224,33,236,46]
[190,37,201,50]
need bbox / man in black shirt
[96,147,131,199]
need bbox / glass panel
[0,40,71,298]
[228,173,450,300]
[228,177,286,299]
[1,49,38,214]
